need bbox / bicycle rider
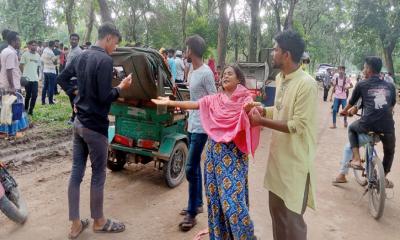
[334,56,396,188]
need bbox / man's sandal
[94,219,125,233]
[179,215,197,232]
[180,206,204,215]
[348,161,364,170]
[68,219,90,239]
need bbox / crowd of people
[0,20,397,240]
[0,28,94,140]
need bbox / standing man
[167,49,177,85]
[20,40,41,115]
[58,22,132,239]
[175,50,185,84]
[178,35,217,232]
[41,40,58,105]
[249,30,317,240]
[322,68,332,102]
[330,66,353,128]
[65,33,83,124]
[53,40,61,95]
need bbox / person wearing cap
[175,50,185,84]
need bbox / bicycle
[352,132,386,219]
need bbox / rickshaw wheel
[107,150,127,171]
[163,141,188,188]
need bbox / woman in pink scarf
[153,65,260,240]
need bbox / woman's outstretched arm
[152,97,199,110]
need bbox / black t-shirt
[349,75,396,133]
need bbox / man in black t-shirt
[340,57,396,185]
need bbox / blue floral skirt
[205,140,255,240]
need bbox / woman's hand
[243,102,261,113]
[249,110,262,126]
[151,96,171,106]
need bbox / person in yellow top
[248,30,318,240]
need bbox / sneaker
[67,119,74,125]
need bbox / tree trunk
[83,0,95,43]
[383,43,396,76]
[182,0,189,47]
[233,6,238,61]
[98,0,113,23]
[248,0,260,62]
[194,0,202,16]
[217,0,229,68]
[65,0,75,35]
[271,0,281,33]
[283,0,297,30]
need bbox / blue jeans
[42,72,57,104]
[186,132,208,217]
[332,98,347,125]
[339,134,370,175]
[68,118,108,220]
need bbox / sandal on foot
[193,228,209,240]
[94,219,125,233]
[179,215,197,232]
[180,206,204,216]
[68,219,90,239]
[332,177,348,184]
[348,161,364,170]
[385,179,394,189]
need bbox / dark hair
[27,40,37,45]
[98,22,121,42]
[223,65,246,86]
[168,48,175,54]
[6,31,19,44]
[85,41,91,46]
[1,29,10,40]
[63,47,69,50]
[54,39,60,43]
[70,33,80,40]
[48,41,55,48]
[274,30,305,63]
[338,65,346,70]
[185,35,206,58]
[365,56,382,74]
[38,41,42,44]
[59,42,64,47]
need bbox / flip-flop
[68,219,90,239]
[94,219,125,233]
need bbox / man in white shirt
[41,40,58,105]
[175,50,185,84]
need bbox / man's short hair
[168,48,175,54]
[48,40,55,48]
[98,22,121,42]
[55,39,60,43]
[1,29,10,41]
[274,30,305,64]
[85,41,92,46]
[6,31,19,44]
[70,33,80,40]
[338,65,346,70]
[365,56,382,74]
[27,40,37,45]
[185,35,206,58]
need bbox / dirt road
[1,92,399,240]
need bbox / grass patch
[30,92,72,131]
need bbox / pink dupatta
[198,85,261,156]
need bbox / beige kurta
[264,67,318,214]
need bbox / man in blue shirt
[167,48,177,85]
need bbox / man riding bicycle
[333,56,396,187]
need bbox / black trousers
[24,81,38,114]
[348,120,396,174]
[323,86,330,101]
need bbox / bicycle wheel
[353,146,367,186]
[368,156,386,219]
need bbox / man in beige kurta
[249,30,318,240]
